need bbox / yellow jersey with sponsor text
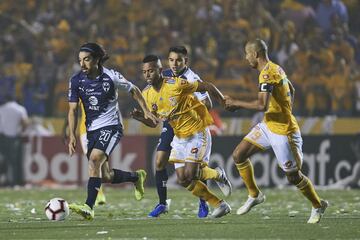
[259,61,299,135]
[142,77,213,138]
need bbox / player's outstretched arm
[130,86,159,126]
[224,91,271,112]
[67,102,78,156]
[196,82,225,107]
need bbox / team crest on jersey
[102,82,110,92]
[180,79,188,85]
[152,103,158,111]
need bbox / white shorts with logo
[169,128,212,169]
[244,122,303,172]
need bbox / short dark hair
[247,39,268,56]
[142,54,160,63]
[168,46,188,56]
[79,42,109,66]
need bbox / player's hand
[68,135,76,156]
[130,108,144,120]
[143,110,159,125]
[224,95,238,112]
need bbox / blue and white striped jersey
[162,67,210,101]
[68,67,134,131]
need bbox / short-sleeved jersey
[68,67,134,131]
[162,67,210,102]
[259,61,299,135]
[142,77,213,138]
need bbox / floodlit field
[0,187,359,239]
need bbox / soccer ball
[45,198,69,221]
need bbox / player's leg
[275,131,327,223]
[234,124,269,215]
[81,132,106,206]
[69,148,106,220]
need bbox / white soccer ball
[45,198,69,221]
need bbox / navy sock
[155,169,168,205]
[112,169,138,184]
[85,177,101,209]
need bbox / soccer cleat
[210,200,231,218]
[95,188,106,206]
[148,203,168,218]
[215,167,232,197]
[134,169,147,201]
[69,203,94,220]
[198,199,209,218]
[307,199,329,224]
[236,192,265,215]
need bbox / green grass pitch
[0,187,359,239]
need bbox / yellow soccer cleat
[307,200,329,224]
[95,186,106,206]
[134,169,147,201]
[69,203,94,220]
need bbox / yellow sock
[236,159,260,198]
[199,166,219,181]
[186,180,221,207]
[296,175,321,208]
[98,186,104,195]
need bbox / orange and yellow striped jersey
[259,61,299,135]
[142,77,213,138]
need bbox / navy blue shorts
[156,121,174,152]
[86,125,123,159]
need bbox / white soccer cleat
[215,167,232,197]
[210,200,231,218]
[307,199,329,224]
[236,192,265,215]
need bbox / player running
[224,39,328,223]
[67,42,157,220]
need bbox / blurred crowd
[0,0,360,117]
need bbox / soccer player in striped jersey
[67,43,157,220]
[224,39,328,223]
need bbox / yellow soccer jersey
[79,101,87,135]
[259,61,299,135]
[142,77,213,138]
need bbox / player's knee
[155,158,167,171]
[177,175,191,187]
[232,147,245,164]
[286,171,302,185]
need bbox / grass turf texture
[0,187,359,239]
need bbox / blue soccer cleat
[198,199,209,218]
[148,203,168,218]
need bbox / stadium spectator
[0,94,29,186]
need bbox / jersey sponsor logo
[88,96,100,110]
[262,74,270,80]
[102,82,110,92]
[166,79,175,84]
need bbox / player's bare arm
[288,80,295,106]
[130,108,158,128]
[224,91,271,112]
[67,102,79,156]
[196,82,225,107]
[130,86,159,125]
